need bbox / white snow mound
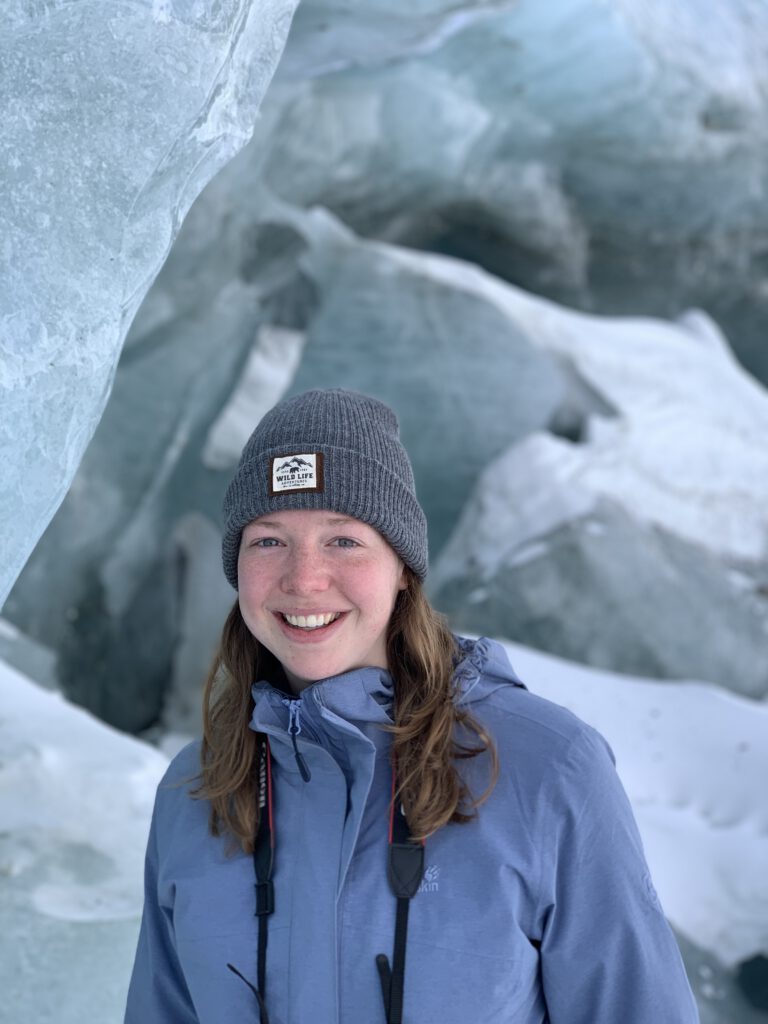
[501,638,768,968]
[0,659,168,921]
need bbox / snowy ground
[0,658,167,1023]
[1,642,766,1021]
[500,639,768,968]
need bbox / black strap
[254,738,274,1022]
[227,737,274,1022]
[241,739,424,1024]
[377,774,425,1024]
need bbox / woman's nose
[279,549,330,594]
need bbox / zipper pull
[287,700,311,782]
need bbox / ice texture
[251,0,768,382]
[0,0,300,608]
[0,657,167,1022]
[4,193,562,730]
[286,210,568,552]
[424,270,768,694]
[8,190,768,725]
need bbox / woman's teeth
[282,612,341,630]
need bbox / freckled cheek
[361,581,401,621]
[237,561,275,610]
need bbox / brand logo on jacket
[418,864,440,894]
[270,452,324,495]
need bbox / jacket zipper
[282,698,312,782]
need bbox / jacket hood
[453,635,527,705]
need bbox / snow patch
[499,637,768,967]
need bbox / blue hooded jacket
[125,636,699,1023]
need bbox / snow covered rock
[428,283,768,696]
[0,658,168,1022]
[431,457,768,698]
[0,0,300,608]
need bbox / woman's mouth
[280,611,343,631]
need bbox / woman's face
[237,509,407,691]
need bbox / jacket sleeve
[538,726,700,1023]
[124,802,199,1023]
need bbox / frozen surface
[421,261,768,694]
[0,0,300,608]
[6,199,566,729]
[9,195,768,720]
[164,512,234,737]
[6,0,768,724]
[251,0,768,381]
[343,258,768,566]
[502,639,768,969]
[203,324,306,470]
[287,209,567,551]
[0,658,167,1022]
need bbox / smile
[280,612,342,630]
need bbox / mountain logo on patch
[270,452,324,495]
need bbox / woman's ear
[397,562,409,591]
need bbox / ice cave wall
[5,0,768,732]
[7,187,768,734]
[0,0,300,608]
[3,0,765,712]
[263,0,768,383]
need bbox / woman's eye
[332,537,359,548]
[252,537,281,548]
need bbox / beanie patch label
[270,453,324,495]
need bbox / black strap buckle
[255,880,275,916]
[388,840,425,900]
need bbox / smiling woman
[124,388,700,1024]
[237,511,407,690]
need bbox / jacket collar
[249,664,395,737]
[247,635,525,736]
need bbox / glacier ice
[432,485,768,698]
[426,280,768,695]
[6,196,567,730]
[286,209,568,552]
[249,0,768,382]
[0,0,300,609]
[203,324,306,470]
[8,191,768,724]
[6,273,270,730]
[163,512,235,738]
[7,0,768,719]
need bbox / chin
[288,657,348,683]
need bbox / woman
[125,388,699,1023]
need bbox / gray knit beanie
[221,388,428,589]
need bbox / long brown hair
[194,570,498,851]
